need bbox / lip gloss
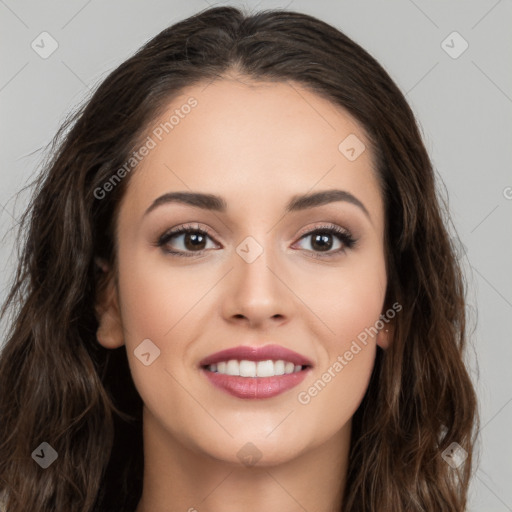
[202,367,311,399]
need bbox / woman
[0,5,478,512]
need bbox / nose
[221,242,292,329]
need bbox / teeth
[207,359,304,377]
[274,360,285,376]
[226,360,239,376]
[239,360,256,377]
[257,360,274,377]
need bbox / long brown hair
[0,6,478,511]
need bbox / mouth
[199,344,313,399]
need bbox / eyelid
[295,222,350,239]
[158,222,219,242]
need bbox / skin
[96,75,392,512]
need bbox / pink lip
[199,344,313,400]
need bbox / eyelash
[156,223,357,259]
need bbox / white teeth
[226,360,239,376]
[239,360,256,377]
[256,360,274,377]
[274,360,285,375]
[207,359,305,377]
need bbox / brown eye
[157,227,219,256]
[181,231,207,251]
[310,232,335,252]
[294,225,356,257]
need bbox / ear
[376,321,394,350]
[95,258,124,349]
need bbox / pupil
[312,233,332,251]
[185,232,206,250]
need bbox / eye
[293,224,356,258]
[155,223,356,259]
[156,224,219,257]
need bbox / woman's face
[100,77,390,465]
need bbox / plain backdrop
[1,1,511,510]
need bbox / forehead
[120,77,383,229]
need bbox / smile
[199,344,313,399]
[206,359,305,377]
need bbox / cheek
[116,246,204,342]
[326,277,386,343]
[291,253,387,352]
[291,261,385,433]
[115,251,197,429]
[296,340,376,445]
[115,247,218,404]
[293,272,385,433]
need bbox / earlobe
[95,260,124,349]
[96,309,125,349]
[377,324,393,350]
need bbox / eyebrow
[144,189,371,220]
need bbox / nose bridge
[224,232,289,324]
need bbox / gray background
[1,0,511,510]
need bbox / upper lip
[199,344,313,368]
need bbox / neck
[134,407,350,512]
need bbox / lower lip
[202,368,311,399]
